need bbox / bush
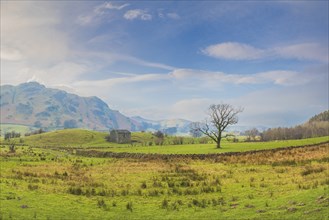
[126,202,133,212]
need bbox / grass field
[0,143,328,219]
[1,129,328,219]
[20,129,111,147]
[4,129,329,155]
[102,136,329,154]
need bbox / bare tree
[191,104,243,148]
[245,128,259,141]
[189,122,203,137]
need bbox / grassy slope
[0,124,33,136]
[20,129,111,147]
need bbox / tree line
[259,122,328,141]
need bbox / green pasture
[0,144,328,219]
[20,129,110,147]
[3,129,328,156]
[92,136,329,154]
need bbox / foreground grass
[0,143,328,219]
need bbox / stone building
[109,130,131,144]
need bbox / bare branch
[195,103,243,148]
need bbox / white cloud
[80,51,176,71]
[202,42,265,60]
[73,73,167,88]
[273,43,328,63]
[203,42,328,62]
[1,1,69,65]
[77,2,129,25]
[95,2,130,12]
[170,69,310,86]
[0,47,23,61]
[124,9,152,21]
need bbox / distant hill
[22,129,109,147]
[261,109,329,141]
[0,82,136,131]
[308,110,329,123]
[0,82,193,134]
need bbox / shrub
[126,202,133,212]
[97,199,106,208]
[162,199,169,209]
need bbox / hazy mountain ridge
[130,116,192,134]
[0,82,193,133]
[0,82,134,131]
[2,82,322,135]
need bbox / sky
[1,1,328,127]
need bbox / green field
[5,129,329,155]
[1,129,328,219]
[103,136,329,154]
[0,143,328,219]
[21,129,111,147]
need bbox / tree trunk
[216,136,221,148]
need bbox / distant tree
[153,131,164,146]
[9,141,16,153]
[191,103,243,148]
[189,122,202,137]
[309,110,329,123]
[4,131,21,140]
[4,132,11,140]
[153,130,164,139]
[245,128,259,141]
[64,119,78,129]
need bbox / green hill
[309,110,329,123]
[21,129,110,147]
[0,124,34,136]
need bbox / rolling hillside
[0,82,195,133]
[0,82,139,131]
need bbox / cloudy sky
[1,1,328,127]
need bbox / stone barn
[109,130,131,144]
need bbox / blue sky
[1,1,328,127]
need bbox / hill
[0,82,139,131]
[308,110,329,123]
[21,129,109,147]
[0,82,195,134]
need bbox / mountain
[0,82,136,131]
[0,82,275,135]
[0,82,193,133]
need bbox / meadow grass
[0,143,328,219]
[96,136,329,154]
[6,128,328,155]
[15,129,111,147]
